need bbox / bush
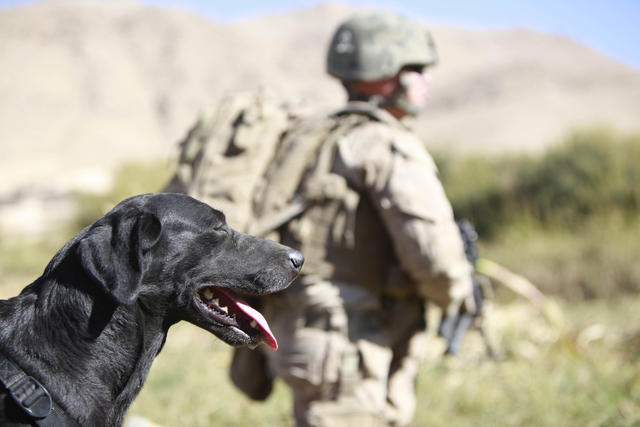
[517,129,640,225]
[435,152,534,237]
[435,128,640,299]
[436,128,640,237]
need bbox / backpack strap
[247,196,308,237]
[331,101,401,125]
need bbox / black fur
[0,193,302,426]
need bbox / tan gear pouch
[284,328,346,389]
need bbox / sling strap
[0,351,81,427]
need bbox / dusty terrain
[1,0,639,234]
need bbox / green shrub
[435,151,534,237]
[517,129,639,225]
[436,128,640,236]
[435,128,640,299]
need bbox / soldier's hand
[462,292,477,316]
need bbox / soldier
[230,11,476,427]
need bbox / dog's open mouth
[197,287,278,350]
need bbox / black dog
[0,193,303,426]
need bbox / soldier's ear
[76,211,162,305]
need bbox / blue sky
[2,0,639,69]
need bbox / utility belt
[274,274,419,335]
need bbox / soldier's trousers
[262,280,427,427]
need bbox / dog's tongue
[216,288,277,350]
[235,300,278,350]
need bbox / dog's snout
[288,250,304,272]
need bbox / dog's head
[70,193,303,350]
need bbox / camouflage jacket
[267,102,473,310]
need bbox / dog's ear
[76,211,162,305]
[138,212,162,251]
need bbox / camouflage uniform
[224,11,473,427]
[251,99,472,426]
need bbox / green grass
[3,263,637,427]
[128,326,294,427]
[480,216,640,299]
[414,297,640,427]
[123,297,640,427]
[2,132,640,426]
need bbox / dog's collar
[0,351,81,427]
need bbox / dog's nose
[288,250,304,272]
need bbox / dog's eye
[213,226,226,234]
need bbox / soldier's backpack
[165,92,383,402]
[163,90,292,232]
[165,90,376,238]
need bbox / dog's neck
[0,275,170,427]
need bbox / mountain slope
[1,0,639,197]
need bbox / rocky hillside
[1,0,639,234]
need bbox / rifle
[438,219,495,357]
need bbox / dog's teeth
[248,343,258,350]
[212,298,219,306]
[250,320,257,328]
[220,305,228,314]
[203,289,214,300]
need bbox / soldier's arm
[338,125,473,311]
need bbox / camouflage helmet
[327,11,438,82]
